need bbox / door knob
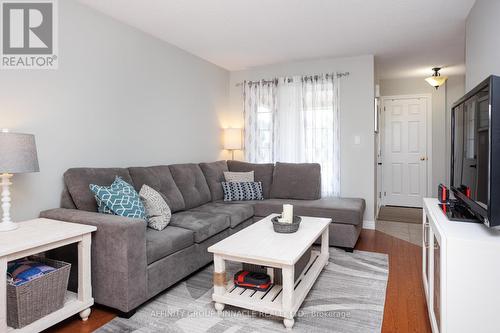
[420,157,426,161]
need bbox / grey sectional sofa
[40,160,365,316]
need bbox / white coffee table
[208,214,331,329]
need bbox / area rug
[94,248,389,333]
[378,206,422,224]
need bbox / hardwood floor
[45,229,432,333]
[357,230,432,333]
[44,306,115,333]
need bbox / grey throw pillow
[139,185,172,231]
[223,171,254,182]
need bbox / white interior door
[383,97,428,207]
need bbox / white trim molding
[363,220,375,230]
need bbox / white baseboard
[362,220,375,230]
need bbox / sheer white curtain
[243,80,277,163]
[243,74,340,196]
[301,75,340,196]
[274,77,305,163]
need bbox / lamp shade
[425,67,448,89]
[223,128,242,150]
[0,132,39,173]
[425,75,448,88]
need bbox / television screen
[451,87,489,209]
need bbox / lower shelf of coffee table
[213,250,328,317]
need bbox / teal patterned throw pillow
[89,177,146,220]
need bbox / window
[243,75,340,196]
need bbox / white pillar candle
[283,204,293,223]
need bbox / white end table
[0,218,96,332]
[208,214,331,329]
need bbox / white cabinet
[432,232,441,331]
[422,213,431,299]
[422,198,500,333]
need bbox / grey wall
[466,0,500,90]
[227,55,376,222]
[379,75,465,193]
[0,0,229,221]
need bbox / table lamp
[223,128,242,160]
[0,130,39,231]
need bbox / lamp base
[0,221,18,232]
[1,173,15,232]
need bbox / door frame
[379,94,433,207]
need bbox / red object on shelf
[234,270,271,291]
[438,184,449,203]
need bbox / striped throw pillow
[222,181,264,201]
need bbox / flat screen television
[451,75,500,228]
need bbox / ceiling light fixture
[425,67,448,89]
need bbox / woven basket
[271,216,302,233]
[7,256,71,329]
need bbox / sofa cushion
[128,166,185,212]
[254,197,365,226]
[270,162,321,200]
[190,202,254,228]
[146,226,194,264]
[64,168,134,212]
[199,161,228,201]
[169,211,230,243]
[227,161,274,199]
[60,185,77,209]
[169,164,212,209]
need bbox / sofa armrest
[39,208,147,312]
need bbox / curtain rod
[234,72,350,87]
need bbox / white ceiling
[78,0,475,79]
